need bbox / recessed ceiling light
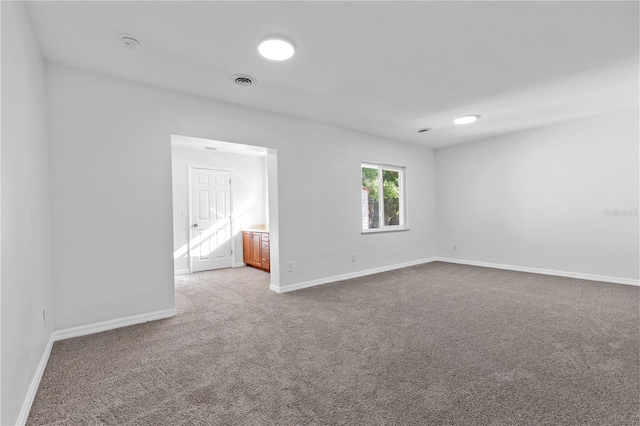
[416,128,432,133]
[454,115,480,125]
[121,35,141,49]
[258,37,295,60]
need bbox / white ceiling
[172,134,268,157]
[26,1,639,148]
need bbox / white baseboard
[436,257,639,286]
[271,257,437,293]
[177,264,245,273]
[269,257,638,293]
[16,334,55,426]
[52,308,177,341]
[16,308,176,425]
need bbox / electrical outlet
[453,244,458,251]
[351,253,356,262]
[288,261,294,272]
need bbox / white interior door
[189,167,232,272]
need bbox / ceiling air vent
[121,35,141,49]
[232,74,256,87]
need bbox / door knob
[193,223,199,228]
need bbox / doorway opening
[170,134,280,288]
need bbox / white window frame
[361,162,407,234]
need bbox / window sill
[361,227,410,235]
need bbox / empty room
[2,1,638,425]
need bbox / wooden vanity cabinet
[242,231,270,272]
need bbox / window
[361,163,405,232]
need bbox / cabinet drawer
[261,241,269,252]
[261,233,269,242]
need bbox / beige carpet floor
[28,262,639,425]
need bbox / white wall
[171,146,267,271]
[1,3,54,424]
[46,63,436,328]
[436,108,639,281]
